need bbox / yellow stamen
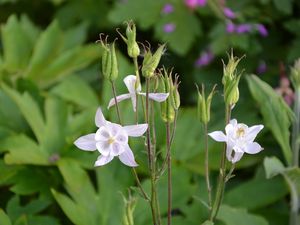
[108,137,115,144]
[236,127,245,137]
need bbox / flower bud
[197,84,216,124]
[98,36,118,82]
[122,194,137,225]
[118,21,140,58]
[142,44,165,78]
[222,51,243,106]
[291,59,300,89]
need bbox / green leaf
[2,134,49,165]
[1,15,33,72]
[2,84,45,143]
[0,209,12,225]
[51,75,98,108]
[202,221,214,225]
[272,0,293,14]
[264,156,286,179]
[25,20,63,79]
[217,205,269,225]
[247,75,293,165]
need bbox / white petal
[107,93,132,109]
[123,124,148,137]
[95,126,110,141]
[124,75,141,94]
[229,119,238,126]
[95,107,107,127]
[225,123,235,136]
[115,132,128,144]
[226,144,234,162]
[130,94,138,112]
[94,155,114,167]
[96,141,111,156]
[74,134,97,151]
[246,125,264,142]
[119,144,138,167]
[106,122,123,136]
[111,142,125,156]
[208,131,227,142]
[244,142,263,154]
[139,92,169,102]
[231,151,244,163]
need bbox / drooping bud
[98,35,118,82]
[197,84,216,124]
[291,59,300,89]
[142,44,165,78]
[222,51,243,106]
[117,21,140,58]
[159,68,179,123]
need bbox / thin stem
[166,122,172,225]
[292,89,300,167]
[145,78,160,225]
[204,123,212,211]
[285,175,299,225]
[111,81,122,124]
[210,105,231,221]
[158,110,178,176]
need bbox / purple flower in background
[256,24,268,37]
[184,0,206,9]
[236,24,252,34]
[195,50,214,67]
[163,23,176,33]
[256,61,267,74]
[197,0,207,7]
[226,22,235,33]
[162,3,174,14]
[223,7,236,19]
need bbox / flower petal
[107,93,132,109]
[226,144,234,162]
[229,119,237,126]
[74,134,97,151]
[123,124,148,137]
[246,125,264,142]
[94,155,114,167]
[139,93,169,102]
[124,75,141,94]
[111,142,125,156]
[95,126,110,141]
[244,142,263,154]
[96,141,111,156]
[119,144,138,167]
[208,131,227,142]
[95,107,107,127]
[231,151,244,163]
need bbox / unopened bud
[291,59,300,89]
[142,44,165,78]
[197,84,216,124]
[118,21,140,58]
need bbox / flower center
[236,127,245,138]
[108,137,115,144]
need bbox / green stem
[111,81,122,124]
[166,122,172,225]
[285,175,299,225]
[210,105,231,221]
[292,89,300,167]
[204,123,212,211]
[145,78,160,225]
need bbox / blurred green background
[0,0,299,224]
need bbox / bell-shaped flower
[74,108,148,167]
[108,75,169,111]
[208,119,263,163]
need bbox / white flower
[208,119,264,163]
[74,108,148,167]
[108,75,169,111]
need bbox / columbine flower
[108,75,169,112]
[74,108,148,167]
[209,119,264,163]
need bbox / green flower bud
[122,194,137,225]
[98,36,119,82]
[142,44,165,78]
[197,84,216,124]
[222,51,243,106]
[291,59,300,89]
[117,21,140,58]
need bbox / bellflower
[108,75,169,111]
[74,108,148,167]
[209,119,264,163]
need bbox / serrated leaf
[247,75,293,165]
[51,75,98,108]
[1,83,45,143]
[1,15,33,71]
[0,209,12,225]
[217,205,269,225]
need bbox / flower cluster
[209,119,264,163]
